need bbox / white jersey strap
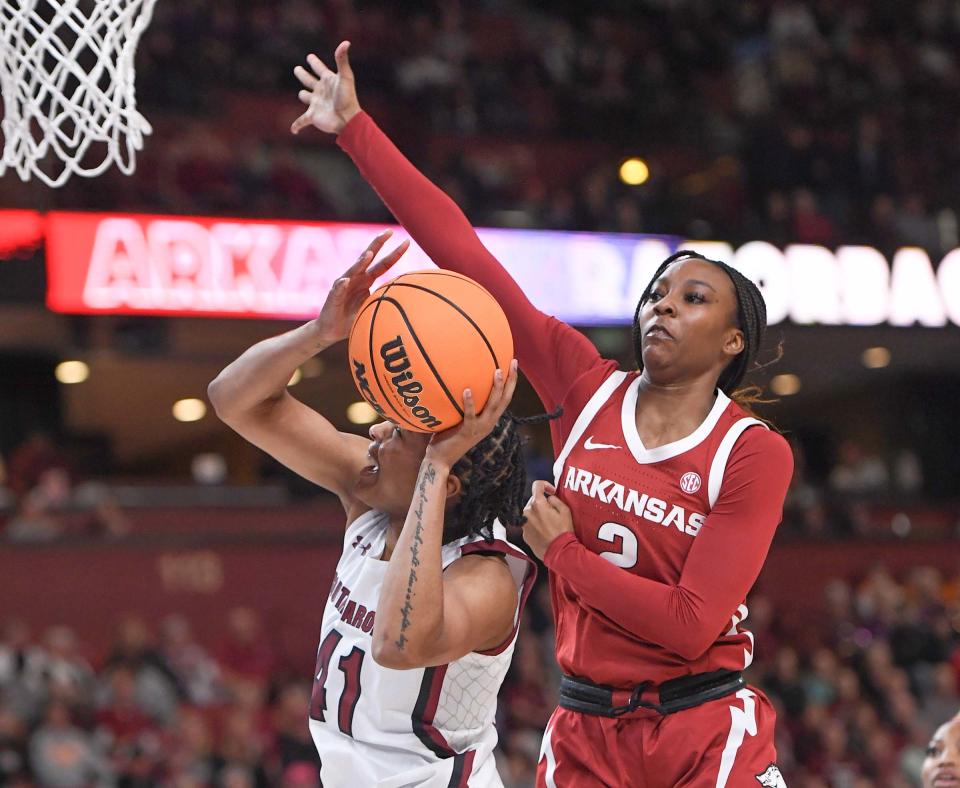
[552,370,628,483]
[707,418,767,509]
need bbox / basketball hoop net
[0,0,157,188]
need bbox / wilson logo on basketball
[679,472,702,493]
[380,336,442,429]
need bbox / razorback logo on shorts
[755,764,786,787]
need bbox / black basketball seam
[396,270,498,300]
[367,283,422,430]
[386,282,504,369]
[379,295,465,419]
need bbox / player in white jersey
[208,233,540,787]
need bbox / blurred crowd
[1,563,959,786]
[778,438,960,541]
[0,608,316,787]
[4,429,955,544]
[11,0,960,254]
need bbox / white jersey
[309,509,536,787]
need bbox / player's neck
[634,374,718,449]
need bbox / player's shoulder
[726,417,793,471]
[443,524,535,588]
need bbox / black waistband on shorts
[558,669,745,717]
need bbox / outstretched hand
[426,361,520,469]
[292,40,361,135]
[314,231,409,344]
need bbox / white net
[0,0,157,188]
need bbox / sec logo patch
[679,472,701,493]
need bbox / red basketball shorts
[536,686,786,787]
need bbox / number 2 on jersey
[597,521,638,568]
[310,628,365,736]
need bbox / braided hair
[631,250,769,397]
[442,407,562,545]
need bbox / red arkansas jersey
[546,365,781,687]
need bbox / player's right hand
[314,231,408,344]
[292,40,361,135]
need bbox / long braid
[444,407,562,544]
[632,250,770,397]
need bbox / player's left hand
[522,480,574,560]
[313,230,409,344]
[292,41,361,135]
[425,360,519,470]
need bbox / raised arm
[372,367,521,669]
[208,233,407,515]
[292,42,603,413]
[524,430,794,660]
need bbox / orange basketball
[347,270,514,433]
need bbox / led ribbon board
[20,211,960,326]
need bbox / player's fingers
[502,359,519,402]
[366,239,409,278]
[294,65,318,90]
[362,229,392,262]
[325,276,350,305]
[290,110,312,135]
[307,53,334,80]
[298,89,313,106]
[343,250,374,281]
[478,368,510,426]
[545,490,565,512]
[335,40,354,79]
[343,232,390,277]
[462,388,476,421]
[530,479,552,504]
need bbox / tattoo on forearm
[395,462,437,651]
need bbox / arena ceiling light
[770,373,801,396]
[619,157,650,186]
[861,346,891,369]
[172,398,207,422]
[55,360,90,384]
[346,401,379,425]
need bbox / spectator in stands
[165,706,218,785]
[216,607,277,687]
[160,614,225,706]
[0,702,30,785]
[0,621,48,723]
[29,627,96,728]
[6,432,72,499]
[95,664,164,782]
[270,682,319,774]
[103,616,182,722]
[829,440,890,495]
[4,494,62,543]
[28,701,110,787]
[213,706,269,787]
[923,665,960,733]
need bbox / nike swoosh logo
[584,436,622,450]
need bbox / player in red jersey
[294,42,794,787]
